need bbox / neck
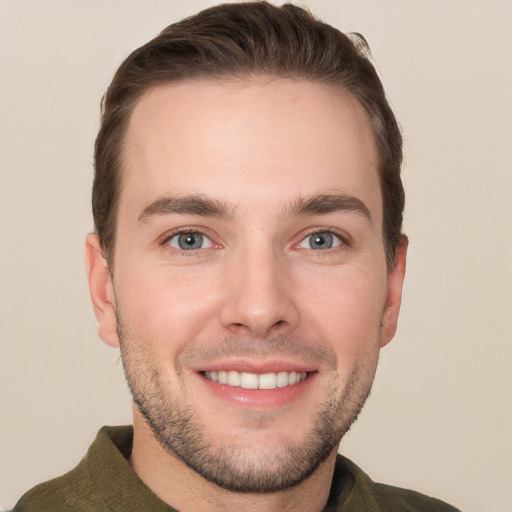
[129,408,336,512]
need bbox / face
[87,78,406,493]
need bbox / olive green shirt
[14,426,461,511]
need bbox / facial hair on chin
[116,309,379,494]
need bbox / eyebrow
[283,193,372,223]
[137,192,371,224]
[138,195,233,223]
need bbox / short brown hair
[93,1,404,268]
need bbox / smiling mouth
[203,370,309,390]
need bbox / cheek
[297,266,387,356]
[114,263,222,349]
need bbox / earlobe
[380,236,408,347]
[85,233,120,348]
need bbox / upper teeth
[204,370,308,390]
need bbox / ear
[85,233,120,348]
[380,236,408,347]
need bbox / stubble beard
[116,314,379,494]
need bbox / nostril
[262,319,288,332]
[227,322,252,335]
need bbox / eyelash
[296,228,349,251]
[161,228,216,253]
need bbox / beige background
[1,1,511,510]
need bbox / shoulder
[12,458,107,512]
[331,454,462,512]
[13,426,133,512]
[371,482,461,512]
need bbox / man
[14,2,460,511]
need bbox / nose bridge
[220,238,299,337]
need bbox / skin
[86,78,407,512]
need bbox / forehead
[120,78,381,221]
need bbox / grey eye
[167,232,212,250]
[299,232,342,250]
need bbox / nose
[219,246,300,338]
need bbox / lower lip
[197,372,316,409]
